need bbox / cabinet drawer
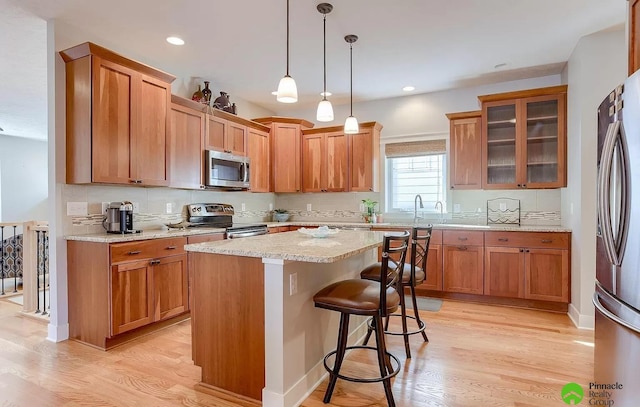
[111,237,187,264]
[443,230,483,246]
[484,232,569,249]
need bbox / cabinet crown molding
[477,85,568,103]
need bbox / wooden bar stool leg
[410,284,429,342]
[324,313,350,403]
[374,314,396,407]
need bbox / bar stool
[361,226,432,358]
[313,231,410,406]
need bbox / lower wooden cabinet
[268,226,291,233]
[443,244,484,294]
[525,248,569,302]
[484,247,525,298]
[68,237,190,349]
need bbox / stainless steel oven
[205,150,250,189]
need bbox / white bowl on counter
[297,226,340,238]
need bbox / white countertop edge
[65,227,226,243]
[267,221,571,233]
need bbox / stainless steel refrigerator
[595,71,640,404]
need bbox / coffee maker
[103,201,138,234]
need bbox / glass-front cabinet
[480,86,567,189]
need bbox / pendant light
[276,0,298,103]
[344,34,359,134]
[316,3,334,122]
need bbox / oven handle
[227,230,268,239]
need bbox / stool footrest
[383,314,427,337]
[323,345,401,383]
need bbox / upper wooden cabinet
[169,96,205,189]
[205,112,247,156]
[61,42,175,186]
[348,122,382,192]
[478,86,567,189]
[247,126,271,192]
[301,130,348,192]
[630,0,640,75]
[253,117,314,193]
[446,111,482,190]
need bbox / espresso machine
[103,201,139,234]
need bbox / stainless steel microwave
[205,150,250,189]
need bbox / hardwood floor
[0,299,592,406]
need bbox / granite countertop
[64,227,226,243]
[185,229,386,263]
[267,221,571,233]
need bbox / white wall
[0,134,48,222]
[562,28,626,329]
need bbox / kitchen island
[185,229,386,407]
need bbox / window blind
[384,139,446,158]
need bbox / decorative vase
[231,102,237,115]
[202,81,212,105]
[191,85,204,104]
[213,91,231,111]
[273,213,290,222]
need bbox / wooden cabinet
[630,0,640,75]
[67,236,189,349]
[169,96,205,189]
[442,230,484,294]
[61,42,174,186]
[484,231,570,302]
[205,114,247,156]
[419,229,443,291]
[302,130,348,192]
[247,126,271,192]
[253,117,314,193]
[446,111,482,190]
[479,86,567,189]
[268,226,291,233]
[348,122,382,192]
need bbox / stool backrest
[380,231,410,316]
[410,226,433,284]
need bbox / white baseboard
[263,319,369,407]
[568,303,595,330]
[47,322,69,342]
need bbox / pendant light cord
[323,13,327,100]
[286,0,290,76]
[349,42,353,116]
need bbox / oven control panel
[187,203,235,217]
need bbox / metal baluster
[42,231,48,316]
[1,226,4,296]
[12,226,17,293]
[35,231,41,314]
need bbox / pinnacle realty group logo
[561,382,621,406]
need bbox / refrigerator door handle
[614,123,630,263]
[594,287,640,335]
[597,120,621,266]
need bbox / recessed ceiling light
[494,63,507,69]
[166,36,185,46]
[402,86,415,92]
[320,91,332,97]
[271,91,278,95]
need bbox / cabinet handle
[525,249,530,253]
[166,246,177,250]
[149,259,161,266]
[451,185,455,189]
[541,239,553,243]
[522,184,527,188]
[519,248,524,252]
[127,250,141,255]
[458,246,468,251]
[517,184,522,187]
[458,237,468,241]
[200,185,205,189]
[498,238,509,242]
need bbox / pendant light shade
[344,34,359,134]
[316,3,334,122]
[277,0,297,103]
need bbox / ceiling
[1,0,627,141]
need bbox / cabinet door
[630,0,640,75]
[153,254,189,321]
[521,94,566,188]
[443,245,484,294]
[205,115,226,152]
[133,74,170,186]
[111,260,154,335]
[169,103,205,189]
[484,246,524,298]
[482,100,518,189]
[325,131,348,192]
[349,128,379,192]
[450,115,482,189]
[91,56,136,184]
[247,128,271,192]
[226,122,247,156]
[420,244,443,291]
[302,132,325,192]
[272,123,301,192]
[525,248,569,302]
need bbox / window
[386,153,447,213]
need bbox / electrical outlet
[289,273,298,296]
[306,204,312,212]
[453,204,461,213]
[499,203,507,211]
[241,203,246,211]
[102,202,110,214]
[269,203,274,211]
[132,202,140,213]
[66,202,88,216]
[166,203,173,214]
[359,203,365,212]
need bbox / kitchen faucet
[435,201,444,223]
[414,194,424,223]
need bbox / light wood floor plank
[0,299,592,406]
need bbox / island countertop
[184,229,387,263]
